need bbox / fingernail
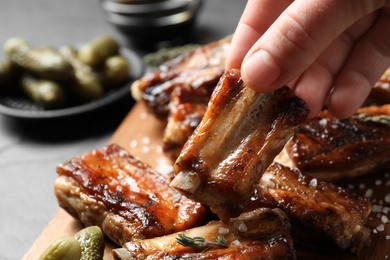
[242,50,280,91]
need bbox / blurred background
[0,0,245,259]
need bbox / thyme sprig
[354,113,390,125]
[175,233,228,249]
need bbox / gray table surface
[0,1,245,259]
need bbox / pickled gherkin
[0,61,16,93]
[78,35,119,67]
[1,35,130,109]
[74,226,105,260]
[59,45,103,100]
[97,55,129,88]
[39,236,81,260]
[4,38,73,81]
[21,75,66,109]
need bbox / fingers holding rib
[227,0,390,120]
[240,0,385,93]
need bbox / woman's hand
[226,0,390,118]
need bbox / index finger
[225,0,293,70]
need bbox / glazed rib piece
[163,87,211,160]
[113,208,296,260]
[245,162,372,254]
[171,70,309,221]
[276,105,390,181]
[131,35,231,118]
[365,67,390,106]
[131,36,231,161]
[55,144,205,246]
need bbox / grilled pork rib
[365,67,390,106]
[276,106,390,181]
[113,208,296,260]
[55,144,205,246]
[246,162,372,254]
[171,70,309,221]
[131,35,231,119]
[163,87,211,160]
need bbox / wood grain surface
[23,102,390,260]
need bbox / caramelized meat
[55,144,205,246]
[113,208,296,260]
[163,87,211,161]
[246,162,372,254]
[171,70,309,221]
[131,35,231,118]
[365,67,390,106]
[278,106,390,181]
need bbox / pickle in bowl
[77,35,119,67]
[20,75,66,109]
[97,55,130,88]
[0,60,17,94]
[1,35,131,111]
[59,45,103,100]
[4,38,74,82]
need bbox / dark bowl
[100,0,203,48]
[0,48,143,120]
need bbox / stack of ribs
[131,35,232,160]
[53,38,390,258]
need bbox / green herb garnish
[175,233,228,249]
[354,113,390,125]
[143,44,200,67]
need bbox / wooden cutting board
[23,101,390,260]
